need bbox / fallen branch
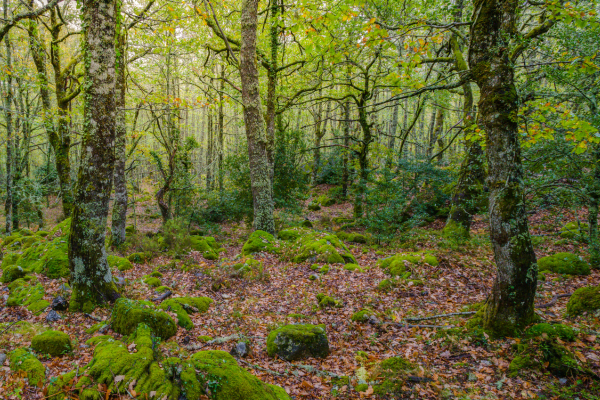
[405,311,476,322]
[151,290,172,302]
[536,293,572,309]
[84,313,102,322]
[395,323,456,329]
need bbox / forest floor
[1,185,599,400]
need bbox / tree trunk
[111,13,127,247]
[68,0,119,312]
[218,65,225,192]
[468,0,537,337]
[588,142,600,267]
[341,99,351,199]
[3,0,13,234]
[240,0,275,233]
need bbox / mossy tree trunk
[588,142,600,268]
[468,0,537,336]
[111,11,127,247]
[240,0,275,234]
[3,2,13,234]
[341,98,351,199]
[68,0,119,312]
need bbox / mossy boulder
[335,231,368,244]
[509,339,584,377]
[343,263,364,272]
[6,279,49,314]
[242,230,279,255]
[144,276,161,287]
[351,309,374,323]
[31,330,72,356]
[107,255,133,271]
[291,231,356,264]
[127,252,150,263]
[189,235,220,260]
[190,350,291,400]
[525,323,576,342]
[442,219,470,240]
[1,265,27,283]
[538,252,590,275]
[377,252,438,276]
[266,324,330,361]
[1,252,21,269]
[8,348,45,386]
[111,297,177,339]
[560,221,588,239]
[278,229,301,241]
[372,357,416,396]
[226,258,265,280]
[316,293,340,308]
[377,279,395,292]
[567,285,600,316]
[150,270,163,277]
[159,297,213,330]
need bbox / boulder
[1,265,27,283]
[538,252,590,276]
[267,324,329,361]
[567,285,600,316]
[31,330,72,356]
[8,348,45,386]
[111,297,177,339]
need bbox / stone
[51,295,69,311]
[31,330,72,357]
[266,324,330,361]
[0,353,6,364]
[230,341,250,358]
[46,310,61,322]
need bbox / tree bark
[240,0,275,233]
[111,8,127,247]
[68,0,119,312]
[468,0,537,336]
[341,99,351,199]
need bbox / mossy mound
[525,323,576,342]
[266,324,330,361]
[335,231,368,244]
[442,219,470,240]
[48,325,290,400]
[278,229,301,241]
[156,285,171,293]
[1,252,21,269]
[351,309,374,323]
[224,257,266,280]
[316,293,341,308]
[307,202,321,211]
[159,297,213,330]
[31,330,72,356]
[107,255,133,271]
[343,263,364,272]
[560,221,588,239]
[127,252,151,263]
[111,297,177,339]
[6,278,49,314]
[189,235,220,260]
[377,279,395,292]
[242,230,279,255]
[150,270,163,277]
[377,252,438,276]
[290,231,356,264]
[567,285,600,316]
[538,252,590,276]
[8,348,45,386]
[144,276,162,287]
[371,357,417,396]
[1,265,27,283]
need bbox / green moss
[31,330,72,356]
[85,322,108,334]
[351,309,373,322]
[317,195,335,207]
[159,297,213,330]
[127,252,150,263]
[111,297,177,339]
[7,279,48,315]
[538,252,590,275]
[508,355,536,377]
[291,232,356,265]
[107,255,133,271]
[443,219,470,240]
[525,323,576,341]
[372,357,415,396]
[189,235,219,260]
[144,276,161,287]
[242,230,279,255]
[560,221,588,239]
[278,229,300,241]
[316,293,339,308]
[335,231,368,244]
[198,335,213,342]
[1,265,27,283]
[377,252,438,276]
[150,270,163,277]
[266,324,329,361]
[191,350,291,399]
[319,265,330,273]
[377,279,395,292]
[1,252,21,269]
[156,285,171,293]
[343,263,363,272]
[567,285,600,316]
[36,231,49,237]
[9,348,45,386]
[287,313,308,320]
[227,258,266,280]
[307,202,321,211]
[355,383,369,392]
[46,371,77,400]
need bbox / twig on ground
[536,293,572,309]
[405,311,476,322]
[151,290,172,302]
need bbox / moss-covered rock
[31,330,72,356]
[567,285,600,316]
[291,231,356,265]
[525,323,576,341]
[198,335,213,342]
[377,252,438,276]
[1,265,27,283]
[144,276,161,287]
[189,235,220,260]
[316,293,340,308]
[377,278,395,292]
[107,255,133,271]
[190,350,291,400]
[6,279,49,314]
[351,309,374,323]
[156,285,171,293]
[278,229,301,241]
[442,219,470,240]
[8,348,45,386]
[560,221,588,239]
[372,357,416,396]
[111,297,177,339]
[335,231,368,244]
[266,324,330,361]
[127,252,150,263]
[225,258,266,280]
[538,252,590,275]
[343,263,363,272]
[159,297,213,330]
[242,230,279,255]
[150,270,163,277]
